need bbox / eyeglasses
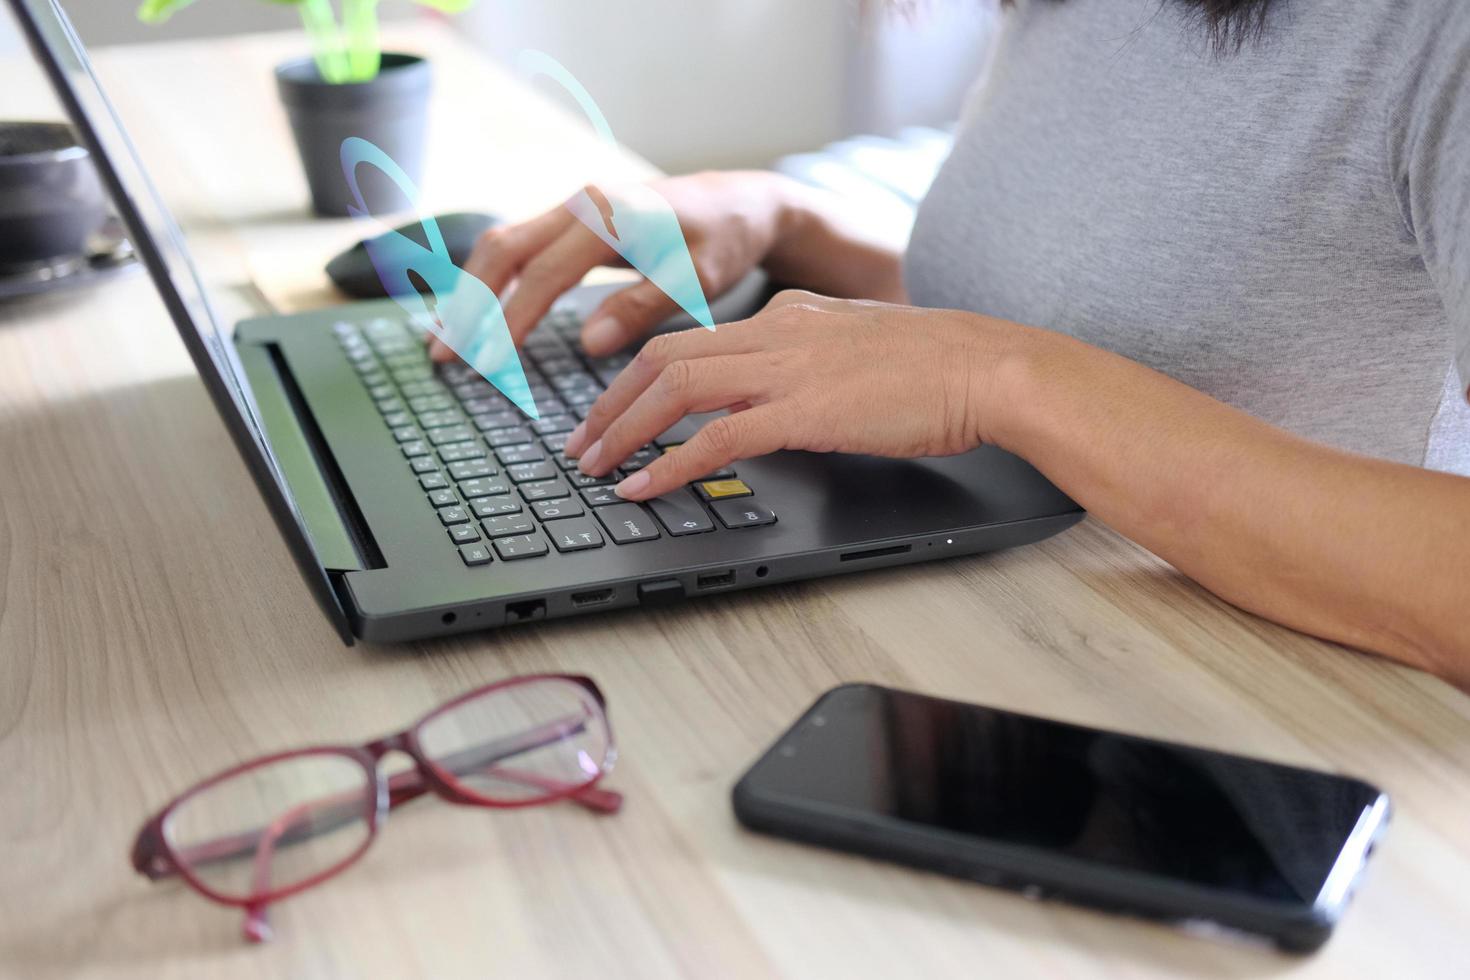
[130,674,620,943]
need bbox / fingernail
[577,439,603,474]
[564,421,589,457]
[582,316,623,355]
[615,470,651,499]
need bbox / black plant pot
[275,52,432,217]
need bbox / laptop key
[458,477,510,499]
[542,432,571,453]
[448,459,495,481]
[619,447,661,473]
[376,397,406,416]
[486,426,534,448]
[399,380,448,398]
[696,479,753,502]
[508,461,558,484]
[463,397,510,416]
[472,495,522,518]
[581,486,622,507]
[473,409,523,431]
[438,442,487,463]
[711,499,777,529]
[567,471,615,489]
[595,503,661,544]
[649,489,714,536]
[400,440,431,459]
[496,443,546,466]
[519,479,570,503]
[449,524,481,544]
[427,488,459,508]
[437,505,470,526]
[426,424,476,446]
[383,410,413,428]
[458,542,493,566]
[390,425,421,443]
[410,457,440,475]
[531,413,576,436]
[493,533,549,560]
[419,472,450,491]
[408,394,454,413]
[481,514,535,537]
[532,498,584,521]
[546,517,604,553]
[416,409,462,430]
[367,383,396,400]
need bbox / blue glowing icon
[339,137,539,419]
[519,50,715,331]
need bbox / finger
[429,210,573,363]
[576,355,769,477]
[500,226,616,344]
[462,208,572,296]
[580,279,682,357]
[564,325,768,457]
[613,407,788,501]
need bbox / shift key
[595,503,662,544]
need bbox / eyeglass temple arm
[140,713,620,880]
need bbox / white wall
[458,0,852,173]
[457,0,995,174]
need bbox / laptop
[11,0,1083,644]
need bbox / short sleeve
[1389,10,1470,399]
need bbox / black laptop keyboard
[332,308,777,566]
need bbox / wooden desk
[2,24,1468,980]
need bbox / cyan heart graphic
[519,49,716,331]
[339,137,539,419]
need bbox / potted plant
[138,0,474,216]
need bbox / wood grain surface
[2,23,1467,980]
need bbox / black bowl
[0,121,109,270]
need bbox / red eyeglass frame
[130,673,621,942]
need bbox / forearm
[763,175,909,304]
[984,323,1470,688]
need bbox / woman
[437,0,1470,688]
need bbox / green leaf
[409,0,477,12]
[136,0,199,23]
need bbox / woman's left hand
[563,290,1017,501]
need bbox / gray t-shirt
[906,0,1470,474]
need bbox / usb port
[696,570,736,590]
[571,588,615,607]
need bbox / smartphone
[732,684,1389,953]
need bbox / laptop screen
[9,0,354,642]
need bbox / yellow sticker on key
[698,479,752,500]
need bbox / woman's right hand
[430,170,805,361]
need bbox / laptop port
[839,544,912,563]
[696,570,736,590]
[505,599,546,623]
[571,588,614,607]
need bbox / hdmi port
[696,570,736,590]
[571,588,615,607]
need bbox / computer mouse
[325,211,501,299]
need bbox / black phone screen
[749,685,1386,905]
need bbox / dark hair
[1153,0,1276,52]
